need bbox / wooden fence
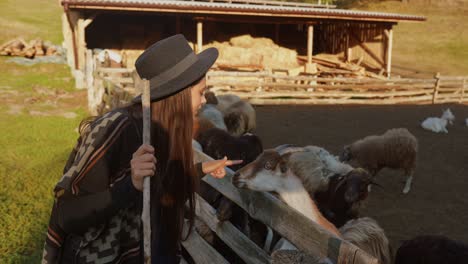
[179,149,379,264]
[90,68,467,114]
[206,71,468,105]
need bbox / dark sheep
[395,235,468,264]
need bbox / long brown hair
[128,85,198,258]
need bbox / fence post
[432,72,441,104]
[460,78,466,104]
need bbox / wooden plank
[245,96,433,105]
[181,220,229,264]
[85,49,97,114]
[385,28,393,78]
[208,81,435,90]
[194,150,379,264]
[349,31,385,66]
[432,72,441,104]
[194,194,271,264]
[461,78,466,103]
[97,67,134,74]
[214,90,435,98]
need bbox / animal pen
[60,0,466,263]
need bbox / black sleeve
[57,171,141,235]
[195,162,205,180]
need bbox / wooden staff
[141,79,152,263]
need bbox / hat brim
[132,47,218,103]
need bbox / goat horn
[370,181,384,189]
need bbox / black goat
[315,168,373,228]
[196,127,263,171]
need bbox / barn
[60,0,425,90]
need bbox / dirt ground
[253,103,468,250]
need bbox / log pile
[0,38,59,59]
[298,54,387,80]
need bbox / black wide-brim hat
[132,34,218,102]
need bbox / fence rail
[90,68,468,114]
[206,71,468,105]
[183,149,379,264]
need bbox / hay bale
[204,35,300,70]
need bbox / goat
[340,128,418,194]
[315,168,374,228]
[232,145,391,259]
[232,145,349,236]
[196,127,263,171]
[395,235,468,264]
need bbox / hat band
[149,52,198,87]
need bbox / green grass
[0,112,86,263]
[0,1,84,260]
[0,56,86,263]
[0,0,63,44]
[357,1,468,76]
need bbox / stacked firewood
[298,54,386,80]
[0,38,58,58]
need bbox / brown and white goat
[232,145,346,237]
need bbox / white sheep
[197,104,227,131]
[340,128,418,194]
[421,108,455,133]
[205,92,256,136]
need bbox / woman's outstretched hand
[202,157,243,179]
[131,144,157,191]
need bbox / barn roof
[61,0,426,23]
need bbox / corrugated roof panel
[62,0,426,22]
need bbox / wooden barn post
[307,24,314,64]
[384,27,393,78]
[197,20,203,53]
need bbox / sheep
[213,93,242,113]
[421,108,455,133]
[340,128,418,194]
[339,217,392,264]
[197,104,227,131]
[223,100,257,137]
[314,168,375,228]
[232,144,362,237]
[395,235,468,264]
[204,92,256,137]
[196,127,263,171]
[421,117,448,133]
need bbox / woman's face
[190,78,207,118]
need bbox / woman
[42,34,241,263]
